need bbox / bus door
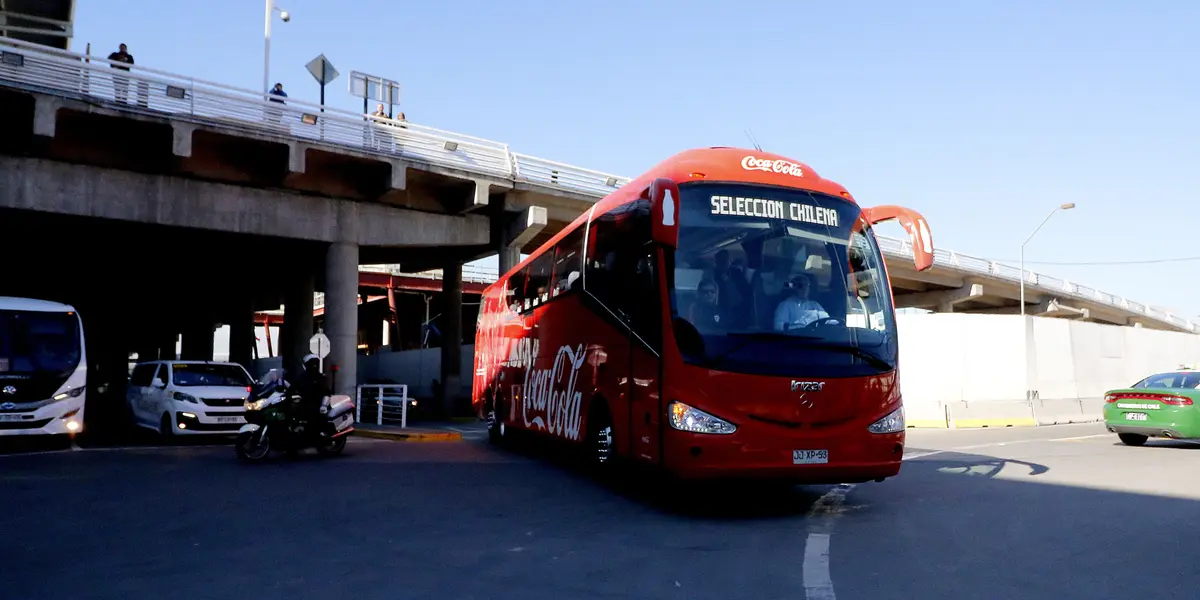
[625,244,663,464]
[586,199,663,464]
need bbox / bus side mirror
[641,177,680,248]
[861,205,934,272]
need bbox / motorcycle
[234,369,356,463]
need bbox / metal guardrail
[0,37,631,197]
[1,37,1192,333]
[875,237,1197,332]
[355,384,412,428]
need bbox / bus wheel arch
[487,389,508,444]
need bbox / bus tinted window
[585,199,659,349]
[0,310,82,375]
[552,227,584,297]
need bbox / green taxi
[1104,369,1200,446]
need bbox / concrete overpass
[0,36,621,428]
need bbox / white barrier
[355,383,411,427]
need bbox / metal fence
[1,37,1193,333]
[355,384,412,428]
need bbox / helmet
[302,353,320,366]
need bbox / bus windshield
[0,310,83,376]
[670,181,897,378]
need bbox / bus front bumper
[662,428,905,484]
[0,395,86,437]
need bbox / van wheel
[159,414,175,440]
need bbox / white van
[126,360,254,436]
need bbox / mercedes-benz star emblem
[1,385,16,395]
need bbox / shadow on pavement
[835,449,1199,600]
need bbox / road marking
[1051,434,1104,444]
[903,450,946,460]
[803,483,855,600]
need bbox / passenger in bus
[773,274,830,332]
[687,278,724,333]
[710,249,752,328]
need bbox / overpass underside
[887,262,1166,330]
[0,83,562,435]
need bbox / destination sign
[709,195,840,227]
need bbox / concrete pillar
[325,241,360,397]
[180,317,215,361]
[281,272,315,375]
[498,247,520,277]
[229,299,256,371]
[440,259,464,416]
[386,287,400,350]
[158,331,178,361]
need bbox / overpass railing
[1,38,1191,333]
[0,37,631,197]
[877,237,1197,332]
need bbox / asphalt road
[1,422,1197,600]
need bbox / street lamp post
[1019,202,1075,414]
[263,0,291,98]
[1020,202,1076,317]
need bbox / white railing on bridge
[0,37,631,197]
[876,237,1197,332]
[1,37,1193,334]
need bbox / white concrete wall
[357,346,474,399]
[897,313,1200,426]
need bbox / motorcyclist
[289,353,331,427]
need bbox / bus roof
[0,296,77,313]
[489,146,857,287]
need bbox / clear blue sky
[73,0,1200,317]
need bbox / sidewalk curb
[354,428,462,442]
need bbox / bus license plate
[1125,413,1148,421]
[215,416,241,424]
[793,449,828,465]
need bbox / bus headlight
[668,401,736,435]
[53,386,86,401]
[868,407,905,434]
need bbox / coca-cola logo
[520,342,586,441]
[741,156,804,178]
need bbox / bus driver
[773,274,829,332]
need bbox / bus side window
[552,227,584,296]
[525,253,553,308]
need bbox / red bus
[472,147,934,483]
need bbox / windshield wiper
[802,341,894,370]
[708,332,893,370]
